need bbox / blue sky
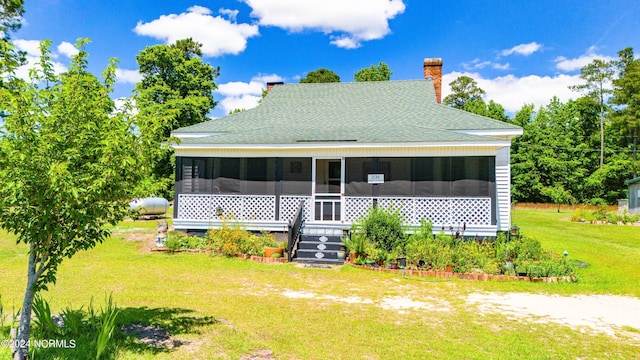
[11,0,640,118]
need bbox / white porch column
[495,147,511,231]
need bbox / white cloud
[219,8,239,22]
[462,58,491,70]
[57,41,79,58]
[492,62,510,70]
[501,42,543,57]
[442,71,580,113]
[13,39,42,55]
[115,68,142,84]
[133,6,259,57]
[243,0,405,49]
[215,73,284,113]
[12,39,67,81]
[554,46,616,72]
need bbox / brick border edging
[152,248,287,263]
[348,264,577,283]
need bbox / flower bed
[348,263,577,283]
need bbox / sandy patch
[467,292,640,337]
[282,290,450,313]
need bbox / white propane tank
[129,197,170,217]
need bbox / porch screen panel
[414,157,451,196]
[244,158,276,195]
[451,157,494,197]
[378,158,412,196]
[180,158,212,194]
[345,158,373,196]
[213,158,241,193]
[281,158,312,195]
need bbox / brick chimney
[266,81,284,93]
[423,58,443,104]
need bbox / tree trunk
[600,113,604,169]
[13,243,38,360]
[634,126,638,179]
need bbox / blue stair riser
[298,241,343,251]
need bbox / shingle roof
[174,79,521,145]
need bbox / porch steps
[293,234,345,264]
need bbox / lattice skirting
[177,194,312,223]
[345,196,491,226]
[177,194,490,226]
[279,196,312,222]
[178,194,276,221]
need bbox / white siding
[495,147,511,231]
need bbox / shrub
[164,230,207,251]
[208,223,276,257]
[353,205,406,253]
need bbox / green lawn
[512,209,640,297]
[1,210,639,359]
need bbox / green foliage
[208,223,277,257]
[134,38,219,198]
[343,232,368,257]
[571,207,639,224]
[354,62,392,82]
[443,76,486,109]
[352,205,406,253]
[60,307,84,337]
[540,184,575,212]
[164,230,207,252]
[0,0,24,37]
[32,295,57,338]
[95,293,119,360]
[300,68,340,83]
[0,39,154,358]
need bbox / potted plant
[391,247,406,268]
[348,232,368,260]
[263,236,284,258]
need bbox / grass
[0,211,638,359]
[512,209,640,297]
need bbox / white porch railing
[177,194,491,226]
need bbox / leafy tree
[0,0,24,38]
[0,0,25,87]
[135,38,219,198]
[443,76,485,109]
[0,39,151,360]
[511,98,589,203]
[300,68,340,83]
[354,62,392,82]
[541,184,575,212]
[512,103,535,127]
[570,58,614,169]
[229,108,246,114]
[610,47,640,178]
[485,100,509,122]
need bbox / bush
[353,205,406,253]
[208,224,276,257]
[164,230,207,252]
[570,207,639,224]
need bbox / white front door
[313,158,343,222]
